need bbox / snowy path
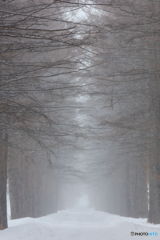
[0,209,160,240]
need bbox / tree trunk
[148,142,160,223]
[148,27,160,223]
[0,130,8,229]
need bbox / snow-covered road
[0,208,160,240]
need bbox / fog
[1,0,160,234]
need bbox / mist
[0,0,160,239]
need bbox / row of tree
[0,0,87,228]
[89,0,160,224]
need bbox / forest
[0,0,160,231]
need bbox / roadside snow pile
[0,209,160,240]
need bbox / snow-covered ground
[1,199,160,240]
